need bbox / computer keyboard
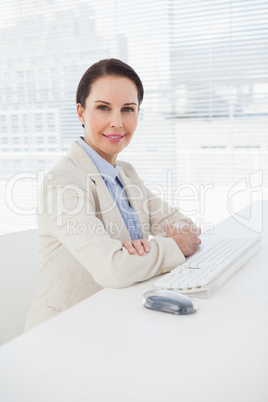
[154,235,262,298]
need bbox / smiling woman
[76,76,139,166]
[23,58,201,331]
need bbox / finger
[192,229,202,239]
[140,239,150,253]
[164,224,176,237]
[182,219,192,228]
[196,227,202,235]
[123,241,135,255]
[197,238,202,246]
[189,223,200,234]
[132,240,145,256]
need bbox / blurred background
[0,0,267,234]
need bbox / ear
[77,103,85,125]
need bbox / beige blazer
[24,141,187,330]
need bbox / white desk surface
[0,202,268,402]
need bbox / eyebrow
[94,100,137,106]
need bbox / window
[11,115,19,133]
[0,115,7,133]
[0,0,267,234]
[48,137,56,143]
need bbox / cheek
[88,113,106,130]
[127,115,138,133]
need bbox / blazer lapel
[92,174,131,241]
[117,165,149,238]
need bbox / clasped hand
[164,221,202,257]
[123,221,201,257]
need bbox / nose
[110,110,123,129]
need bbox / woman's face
[77,76,139,166]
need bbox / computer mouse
[141,289,197,315]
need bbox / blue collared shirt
[77,137,142,241]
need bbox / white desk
[0,202,268,402]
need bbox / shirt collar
[77,137,121,184]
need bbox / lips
[102,133,126,143]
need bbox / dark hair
[76,58,144,108]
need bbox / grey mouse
[142,289,197,315]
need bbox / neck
[83,137,117,166]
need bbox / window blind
[0,0,267,234]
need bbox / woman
[24,59,201,331]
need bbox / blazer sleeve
[38,174,185,289]
[119,160,189,236]
[145,187,189,236]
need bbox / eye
[122,107,134,112]
[97,105,109,111]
